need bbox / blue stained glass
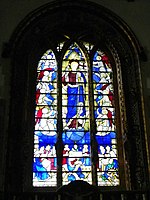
[62,131,90,144]
[33,49,57,187]
[93,73,101,82]
[33,158,50,180]
[65,129,85,141]
[93,49,119,186]
[62,44,91,184]
[96,131,116,145]
[41,49,56,60]
[33,43,120,187]
[93,50,112,73]
[62,141,91,183]
[34,131,57,147]
[62,50,89,132]
[64,43,85,60]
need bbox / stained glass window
[62,43,91,185]
[93,50,119,186]
[33,41,120,187]
[33,49,57,187]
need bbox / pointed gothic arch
[5,0,149,193]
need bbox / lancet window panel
[33,41,120,187]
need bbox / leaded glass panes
[33,49,57,187]
[33,42,120,187]
[92,50,119,186]
[62,43,91,185]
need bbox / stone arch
[5,0,148,193]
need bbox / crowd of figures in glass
[92,50,119,186]
[33,41,119,187]
[61,43,92,185]
[33,49,57,186]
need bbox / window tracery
[33,41,120,187]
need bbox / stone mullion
[88,54,98,186]
[56,58,64,188]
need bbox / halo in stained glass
[61,43,91,185]
[33,48,58,187]
[92,49,119,186]
[33,41,121,187]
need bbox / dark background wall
[0,0,149,193]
